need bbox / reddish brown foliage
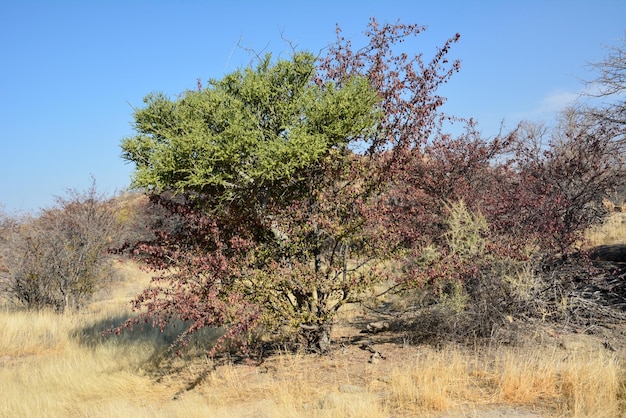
[116,19,625,359]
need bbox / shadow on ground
[74,314,225,376]
[587,243,626,263]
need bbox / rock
[366,321,390,333]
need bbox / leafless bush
[1,181,122,311]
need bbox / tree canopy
[121,52,380,210]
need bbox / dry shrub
[398,201,539,345]
[1,180,122,312]
[397,196,626,349]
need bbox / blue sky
[1,1,624,214]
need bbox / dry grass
[492,345,624,416]
[163,339,624,417]
[2,234,626,417]
[585,211,626,247]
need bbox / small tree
[119,51,383,353]
[1,181,121,311]
[118,20,464,355]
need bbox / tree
[118,19,465,356]
[1,181,121,312]
[584,33,626,127]
[119,51,383,353]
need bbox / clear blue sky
[1,1,624,214]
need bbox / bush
[1,182,122,311]
[398,201,537,344]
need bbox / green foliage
[121,52,380,209]
[118,51,384,354]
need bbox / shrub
[1,181,121,311]
[399,201,538,343]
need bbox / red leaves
[112,20,624,360]
[319,18,461,156]
[110,192,262,355]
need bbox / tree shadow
[73,314,226,379]
[587,244,626,263]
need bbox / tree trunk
[316,322,332,353]
[300,322,332,353]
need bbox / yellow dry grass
[585,211,626,247]
[1,213,626,417]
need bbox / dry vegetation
[585,209,626,247]
[2,22,624,418]
[0,214,625,417]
